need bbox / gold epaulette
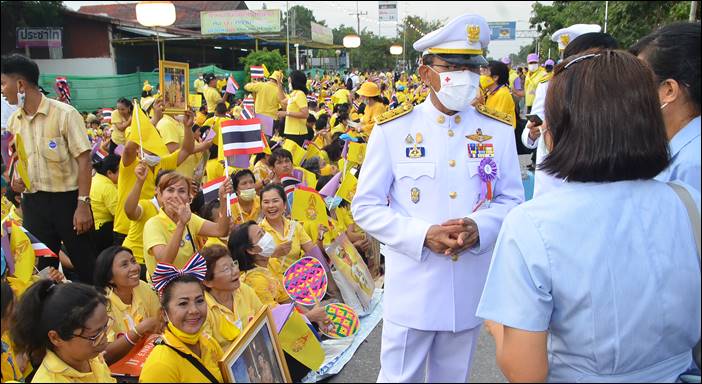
[475,104,513,126]
[375,102,414,125]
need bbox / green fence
[39,65,246,113]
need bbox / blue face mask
[325,196,343,211]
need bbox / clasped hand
[424,217,479,257]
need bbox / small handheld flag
[226,75,240,94]
[220,119,265,156]
[250,66,265,79]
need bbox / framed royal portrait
[219,306,291,383]
[158,60,189,115]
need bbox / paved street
[326,321,506,383]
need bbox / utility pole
[286,1,290,71]
[604,1,609,33]
[348,1,367,35]
[691,0,699,21]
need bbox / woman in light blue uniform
[631,22,700,193]
[476,50,701,382]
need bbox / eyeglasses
[218,260,240,276]
[563,53,601,70]
[73,316,113,346]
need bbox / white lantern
[136,1,176,27]
[389,45,403,55]
[343,34,361,48]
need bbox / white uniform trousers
[377,319,482,383]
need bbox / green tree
[283,5,326,40]
[397,15,445,70]
[527,1,696,59]
[239,48,287,84]
[1,1,64,55]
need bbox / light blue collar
[669,116,700,158]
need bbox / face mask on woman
[480,75,495,90]
[256,232,276,258]
[528,63,539,72]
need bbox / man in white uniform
[352,14,524,383]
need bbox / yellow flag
[262,63,270,78]
[305,142,322,161]
[127,100,168,157]
[188,94,202,108]
[282,139,305,166]
[278,310,324,371]
[13,134,31,190]
[347,142,366,165]
[336,172,358,203]
[291,188,329,237]
[9,222,34,283]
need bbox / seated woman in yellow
[355,82,387,135]
[231,169,262,226]
[140,256,224,383]
[143,172,232,278]
[200,245,264,349]
[259,184,316,272]
[481,60,516,128]
[91,153,120,254]
[94,246,164,365]
[11,280,115,383]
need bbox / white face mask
[427,66,480,112]
[239,188,256,201]
[528,64,539,72]
[256,232,276,258]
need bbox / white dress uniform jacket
[352,100,524,332]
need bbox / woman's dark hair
[94,246,134,294]
[630,22,700,112]
[541,49,669,182]
[260,183,287,204]
[1,281,13,320]
[93,153,120,176]
[315,114,329,131]
[316,174,333,191]
[116,97,133,112]
[232,169,256,191]
[368,95,383,104]
[200,199,220,222]
[1,54,39,86]
[335,103,350,123]
[253,151,268,164]
[290,70,308,94]
[200,244,232,286]
[487,60,509,86]
[323,139,344,163]
[306,113,317,126]
[160,275,204,309]
[228,221,258,272]
[301,157,320,176]
[564,32,619,59]
[268,148,293,167]
[11,280,107,356]
[215,101,228,115]
[345,78,353,91]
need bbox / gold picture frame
[219,306,292,383]
[159,60,189,115]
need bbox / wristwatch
[78,195,91,205]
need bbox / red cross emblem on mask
[444,76,451,83]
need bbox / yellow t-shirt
[156,115,202,179]
[204,86,221,114]
[241,264,289,306]
[331,89,350,106]
[230,199,262,226]
[203,284,264,348]
[205,158,225,183]
[90,173,118,230]
[485,86,517,128]
[32,350,115,383]
[113,150,180,235]
[106,281,161,342]
[284,90,308,136]
[110,111,127,145]
[216,79,226,93]
[243,81,281,119]
[142,209,207,277]
[361,101,387,135]
[139,329,223,383]
[259,217,312,272]
[122,198,160,266]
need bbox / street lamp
[335,49,341,71]
[390,45,402,72]
[343,34,361,48]
[294,43,300,70]
[136,1,176,61]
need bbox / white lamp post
[343,34,361,48]
[294,43,300,70]
[335,49,341,70]
[136,1,176,61]
[390,45,402,71]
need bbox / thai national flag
[201,176,226,203]
[389,93,399,109]
[4,220,58,258]
[324,97,332,105]
[101,108,113,123]
[242,96,255,120]
[280,174,301,195]
[307,94,317,104]
[250,66,265,79]
[220,119,264,157]
[226,75,240,94]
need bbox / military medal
[473,157,498,212]
[466,128,492,143]
[406,132,425,158]
[411,187,420,204]
[405,134,414,144]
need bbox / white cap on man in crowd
[552,24,602,51]
[413,14,490,67]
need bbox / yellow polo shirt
[244,81,281,119]
[140,329,223,383]
[241,264,289,306]
[203,86,221,114]
[90,173,118,230]
[106,281,161,343]
[259,217,312,272]
[361,102,387,135]
[284,90,308,136]
[32,350,115,383]
[7,94,91,193]
[122,199,160,266]
[143,209,206,277]
[230,199,261,226]
[156,114,202,179]
[203,284,264,348]
[113,150,180,235]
